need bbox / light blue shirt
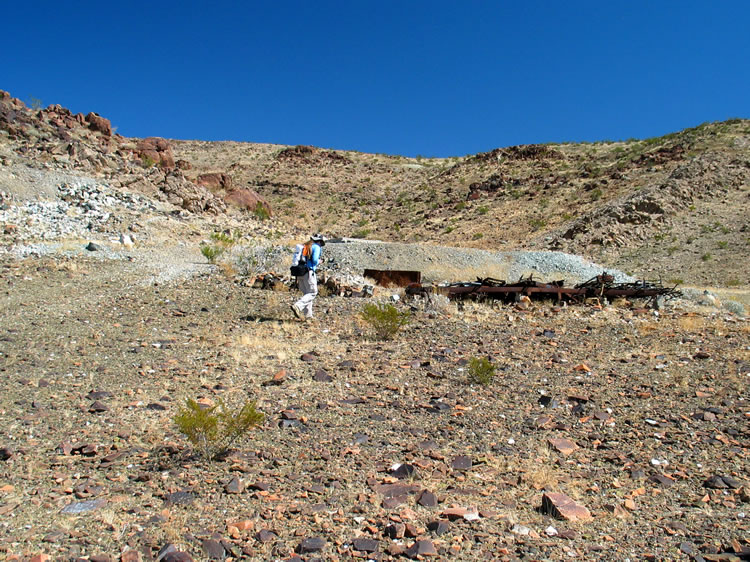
[308,243,321,271]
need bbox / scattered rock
[548,437,578,456]
[541,492,592,522]
[224,476,243,494]
[351,537,379,553]
[61,499,107,514]
[313,369,332,382]
[417,489,438,507]
[450,455,472,471]
[298,537,326,554]
[427,520,451,535]
[405,539,438,558]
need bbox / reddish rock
[224,476,243,494]
[541,492,592,522]
[417,489,438,507]
[120,550,142,561]
[176,159,192,170]
[405,539,438,558]
[450,455,472,471]
[352,537,379,553]
[136,137,175,169]
[224,188,272,216]
[548,438,578,456]
[196,172,233,191]
[157,170,226,213]
[85,112,112,136]
[442,506,480,521]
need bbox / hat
[310,233,326,245]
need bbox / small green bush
[360,302,410,339]
[210,231,239,245]
[174,398,264,460]
[200,244,224,264]
[253,202,270,221]
[467,357,495,385]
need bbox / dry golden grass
[677,314,706,332]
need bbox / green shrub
[210,231,239,246]
[701,253,712,261]
[253,202,270,221]
[467,357,495,385]
[360,302,410,339]
[174,398,264,460]
[200,244,225,264]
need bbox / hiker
[291,234,326,320]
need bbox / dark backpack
[290,260,308,277]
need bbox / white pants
[295,270,318,318]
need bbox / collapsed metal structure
[407,273,681,304]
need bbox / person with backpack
[291,234,326,320]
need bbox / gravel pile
[0,180,158,258]
[320,239,633,285]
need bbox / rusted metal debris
[364,269,421,288]
[406,273,681,304]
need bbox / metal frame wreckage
[406,273,681,304]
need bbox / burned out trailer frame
[408,274,681,304]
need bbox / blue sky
[3,1,748,157]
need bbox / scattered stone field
[0,254,748,561]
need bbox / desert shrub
[211,231,239,246]
[253,202,270,221]
[200,244,225,264]
[235,242,286,278]
[174,398,264,460]
[361,302,410,339]
[467,357,495,385]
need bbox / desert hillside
[0,90,749,561]
[1,89,748,287]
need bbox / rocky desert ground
[0,90,748,561]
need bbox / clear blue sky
[3,1,748,157]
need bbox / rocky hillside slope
[1,89,748,286]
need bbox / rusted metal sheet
[364,269,422,288]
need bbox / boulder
[85,112,112,136]
[196,172,233,191]
[136,137,175,169]
[224,188,272,216]
[159,170,226,214]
